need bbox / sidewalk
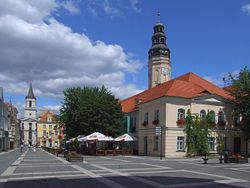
[0,148,26,175]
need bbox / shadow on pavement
[0,175,244,188]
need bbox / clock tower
[148,11,171,88]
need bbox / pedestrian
[33,145,36,152]
[20,144,23,152]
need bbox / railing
[96,149,133,156]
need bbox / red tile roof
[120,72,232,113]
[38,111,56,122]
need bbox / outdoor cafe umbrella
[79,132,114,142]
[115,133,137,142]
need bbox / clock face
[161,67,168,75]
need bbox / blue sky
[0,0,249,117]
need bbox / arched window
[177,109,185,120]
[200,110,206,120]
[218,111,225,122]
[233,113,240,125]
[29,100,32,107]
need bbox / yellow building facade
[37,110,63,148]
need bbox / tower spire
[148,14,171,89]
[157,9,161,23]
[26,83,36,99]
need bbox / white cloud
[103,0,120,16]
[0,0,143,108]
[0,0,58,23]
[241,4,250,15]
[129,0,141,13]
[40,105,61,112]
[61,1,80,14]
[203,70,239,87]
[84,0,141,17]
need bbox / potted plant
[142,120,148,126]
[176,118,186,126]
[152,119,159,125]
[66,138,83,162]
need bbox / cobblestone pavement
[0,148,249,188]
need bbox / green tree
[58,86,123,139]
[72,138,80,151]
[185,110,209,156]
[228,67,250,149]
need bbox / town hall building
[120,15,245,157]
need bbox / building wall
[37,111,62,148]
[148,56,171,88]
[137,96,245,157]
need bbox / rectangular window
[177,136,185,151]
[49,125,52,129]
[154,136,159,150]
[43,130,46,137]
[43,124,46,129]
[208,137,215,151]
[144,112,148,122]
[154,109,159,120]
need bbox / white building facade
[20,84,37,146]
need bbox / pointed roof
[120,72,232,113]
[25,83,36,99]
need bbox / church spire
[26,83,36,99]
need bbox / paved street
[0,148,250,188]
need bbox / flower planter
[66,151,83,162]
[229,157,248,163]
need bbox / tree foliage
[228,67,250,138]
[185,110,209,156]
[58,86,123,139]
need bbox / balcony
[217,120,226,127]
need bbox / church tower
[148,11,171,88]
[21,83,37,146]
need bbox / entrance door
[234,137,241,154]
[144,136,148,156]
[10,141,14,149]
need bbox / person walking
[33,145,36,152]
[20,144,23,152]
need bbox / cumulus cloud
[241,4,250,15]
[0,0,143,103]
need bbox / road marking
[14,164,70,167]
[100,156,131,163]
[0,148,19,156]
[92,163,168,188]
[1,150,28,176]
[118,167,171,172]
[1,167,16,176]
[180,161,248,168]
[141,162,171,169]
[2,171,80,176]
[0,174,86,182]
[71,165,126,188]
